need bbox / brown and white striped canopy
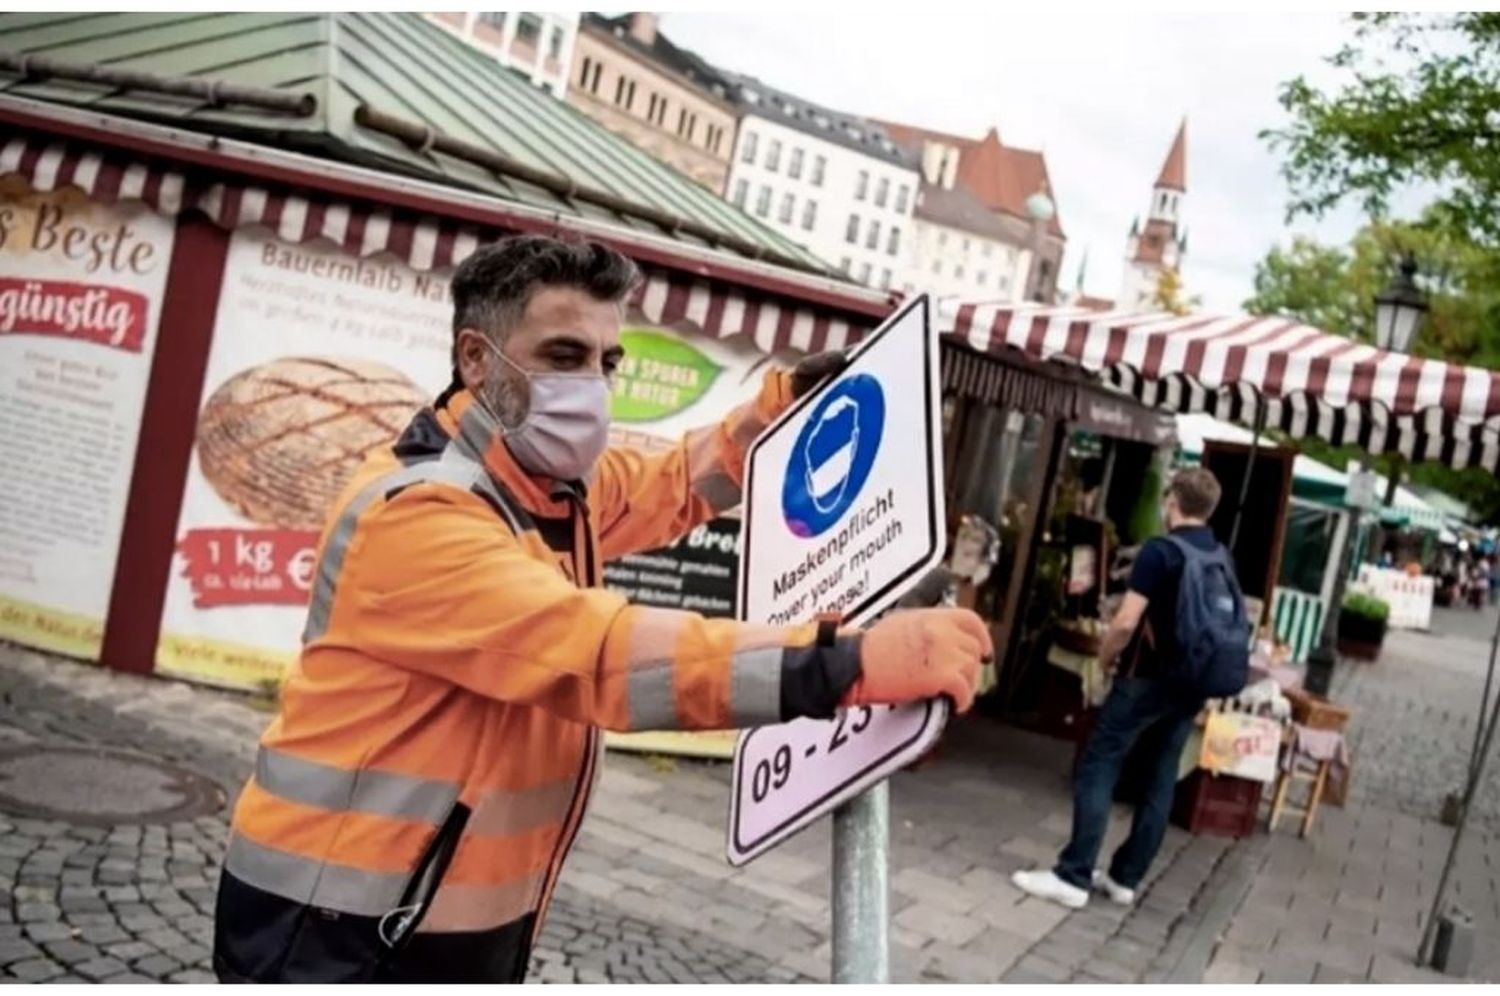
[941,303,1500,473]
[0,132,872,356]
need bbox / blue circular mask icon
[781,374,884,538]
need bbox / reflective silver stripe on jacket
[223,833,410,918]
[255,747,459,823]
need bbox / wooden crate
[1284,688,1352,732]
[1171,770,1263,838]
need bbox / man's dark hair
[1168,467,1222,520]
[449,235,640,366]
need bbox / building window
[766,139,782,172]
[963,237,971,253]
[998,274,1010,291]
[932,260,942,275]
[712,126,725,154]
[880,268,892,290]
[516,13,541,44]
[732,179,748,208]
[887,226,900,256]
[875,177,889,208]
[801,199,817,231]
[647,93,659,123]
[589,61,602,94]
[855,170,869,201]
[654,96,668,126]
[937,231,948,247]
[741,131,758,164]
[955,264,965,279]
[859,262,872,285]
[548,25,564,61]
[614,75,628,107]
[779,192,795,224]
[812,155,826,186]
[982,242,994,258]
[976,270,987,285]
[579,56,592,88]
[840,257,851,274]
[845,214,859,243]
[788,147,804,180]
[479,12,506,31]
[894,184,909,213]
[756,185,772,218]
[865,219,881,250]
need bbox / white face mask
[478,339,612,481]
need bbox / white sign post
[727,294,946,982]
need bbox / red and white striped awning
[0,132,871,354]
[941,302,1500,472]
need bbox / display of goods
[196,357,426,529]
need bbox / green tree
[1264,13,1500,245]
[1244,220,1500,522]
[1150,267,1200,316]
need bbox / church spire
[1156,119,1186,193]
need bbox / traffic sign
[736,294,944,628]
[727,294,947,867]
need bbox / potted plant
[1337,590,1390,661]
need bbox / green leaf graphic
[610,329,723,422]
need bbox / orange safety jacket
[212,371,862,983]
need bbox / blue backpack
[1166,535,1250,699]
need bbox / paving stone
[131,953,183,977]
[1203,957,1261,983]
[8,957,65,981]
[43,938,101,964]
[0,938,42,965]
[73,956,131,981]
[22,921,76,943]
[104,941,158,962]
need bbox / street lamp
[1374,253,1429,352]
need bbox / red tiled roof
[1156,120,1186,192]
[875,121,1064,239]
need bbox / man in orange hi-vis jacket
[213,235,991,983]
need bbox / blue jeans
[1055,675,1202,891]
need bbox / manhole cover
[0,746,225,825]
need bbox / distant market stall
[0,13,892,696]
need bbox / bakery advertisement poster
[155,228,451,689]
[0,183,174,660]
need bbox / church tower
[1119,120,1187,309]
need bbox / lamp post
[1306,255,1430,696]
[1373,254,1430,508]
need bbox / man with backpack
[1014,467,1248,909]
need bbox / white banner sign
[0,187,174,660]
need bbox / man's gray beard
[478,374,527,431]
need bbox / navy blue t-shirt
[1122,525,1219,678]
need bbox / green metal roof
[0,12,830,273]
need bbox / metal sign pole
[1418,602,1500,967]
[831,781,889,983]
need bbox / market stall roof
[941,303,1500,473]
[1174,414,1449,530]
[0,12,830,274]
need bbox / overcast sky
[661,10,1377,312]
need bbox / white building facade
[427,12,578,98]
[906,206,1031,301]
[723,84,920,291]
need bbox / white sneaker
[1092,869,1136,906]
[1011,869,1089,909]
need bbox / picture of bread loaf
[196,357,427,529]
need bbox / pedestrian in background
[1013,468,1241,910]
[212,235,990,983]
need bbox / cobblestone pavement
[1204,606,1500,984]
[0,641,1241,983]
